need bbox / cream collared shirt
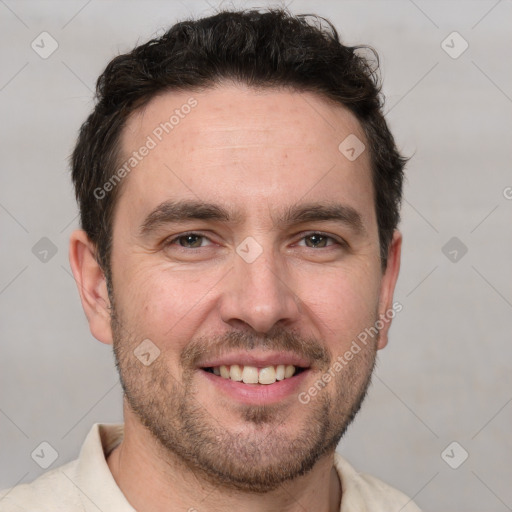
[0,423,421,511]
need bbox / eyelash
[164,231,347,250]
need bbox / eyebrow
[139,199,365,237]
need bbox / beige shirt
[0,423,421,511]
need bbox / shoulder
[334,452,422,512]
[0,460,83,512]
[0,423,125,512]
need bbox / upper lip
[198,351,312,369]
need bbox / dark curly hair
[71,8,407,283]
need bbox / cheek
[303,266,380,350]
[115,263,219,347]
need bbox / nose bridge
[220,240,300,333]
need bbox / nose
[218,244,301,334]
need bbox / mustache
[181,327,331,370]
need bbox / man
[1,8,420,511]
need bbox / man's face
[107,85,398,492]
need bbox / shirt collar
[70,423,134,511]
[70,423,365,512]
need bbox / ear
[376,230,402,350]
[69,229,113,345]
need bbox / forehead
[116,84,375,229]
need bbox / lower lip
[199,369,310,405]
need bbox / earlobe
[376,230,402,350]
[69,229,113,345]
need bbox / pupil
[307,234,325,248]
[181,235,201,248]
[180,235,327,248]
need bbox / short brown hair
[71,8,407,281]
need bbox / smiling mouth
[202,364,307,385]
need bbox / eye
[162,231,346,252]
[296,232,344,249]
[165,232,214,249]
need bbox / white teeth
[229,364,243,381]
[242,366,259,384]
[284,364,295,378]
[258,366,276,385]
[220,365,230,379]
[210,364,298,384]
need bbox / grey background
[1,0,511,510]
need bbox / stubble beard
[110,297,377,493]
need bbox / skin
[69,84,401,512]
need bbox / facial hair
[110,297,378,493]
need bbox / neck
[107,406,342,512]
